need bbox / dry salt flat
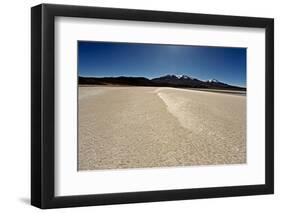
[78,86,246,171]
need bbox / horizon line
[79,74,246,88]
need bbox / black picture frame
[31,3,274,209]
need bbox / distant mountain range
[79,74,246,91]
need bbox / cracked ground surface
[78,86,246,171]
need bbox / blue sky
[78,41,246,87]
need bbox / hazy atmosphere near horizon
[78,41,246,87]
[78,41,247,171]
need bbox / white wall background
[0,0,279,212]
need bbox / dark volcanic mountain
[151,74,205,87]
[79,74,245,91]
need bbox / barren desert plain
[78,86,246,170]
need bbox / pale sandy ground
[78,86,246,170]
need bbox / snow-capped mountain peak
[207,79,220,83]
[162,74,178,78]
[175,74,182,79]
[182,75,194,80]
[173,74,193,80]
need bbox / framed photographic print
[31,4,274,209]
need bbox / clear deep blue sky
[78,41,246,87]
